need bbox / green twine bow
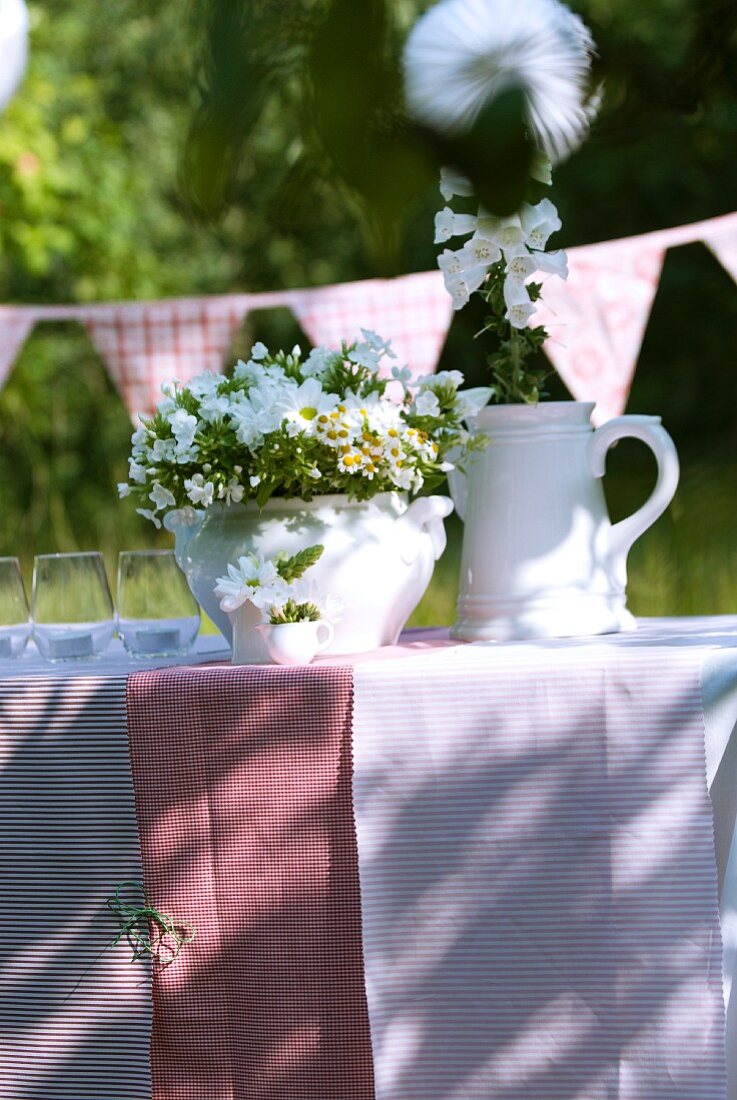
[107,882,196,969]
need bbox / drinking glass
[0,557,31,658]
[32,553,115,661]
[117,550,200,658]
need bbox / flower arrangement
[433,162,568,404]
[214,544,342,626]
[403,0,599,405]
[120,333,489,527]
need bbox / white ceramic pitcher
[450,402,680,641]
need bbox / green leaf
[256,480,275,509]
[276,543,324,582]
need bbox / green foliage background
[0,0,736,620]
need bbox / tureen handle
[163,508,205,568]
[588,416,680,592]
[396,496,454,565]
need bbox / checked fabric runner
[126,664,374,1100]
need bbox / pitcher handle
[588,415,680,590]
[447,466,468,523]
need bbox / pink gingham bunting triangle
[84,297,248,419]
[535,239,666,425]
[0,306,36,389]
[704,218,737,286]
[288,271,453,379]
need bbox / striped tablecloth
[2,622,737,1100]
[0,637,229,1100]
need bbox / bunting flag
[287,270,454,379]
[704,220,737,285]
[535,240,666,424]
[0,212,736,423]
[83,297,248,417]
[0,305,37,390]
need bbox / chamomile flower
[337,447,365,475]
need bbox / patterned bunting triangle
[0,306,37,390]
[288,271,454,379]
[84,298,248,419]
[534,239,666,424]
[704,221,737,285]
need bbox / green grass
[409,455,737,628]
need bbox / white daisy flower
[404,0,598,164]
[214,554,282,613]
[276,378,340,437]
[336,447,365,475]
[314,408,356,450]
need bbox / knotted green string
[107,882,196,969]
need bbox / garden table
[1,619,737,1100]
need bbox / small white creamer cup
[256,620,334,666]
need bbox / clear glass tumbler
[32,552,115,661]
[117,550,200,658]
[0,557,31,658]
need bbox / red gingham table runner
[126,664,374,1100]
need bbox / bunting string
[0,211,735,423]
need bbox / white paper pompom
[0,0,29,113]
[404,0,598,163]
